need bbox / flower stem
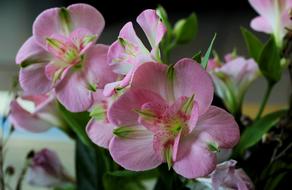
[255,82,274,120]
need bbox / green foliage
[57,103,92,146]
[174,13,198,44]
[241,27,264,61]
[201,34,217,69]
[103,170,158,190]
[234,110,286,155]
[258,37,282,84]
[75,139,111,190]
[192,51,202,63]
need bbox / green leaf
[174,13,198,44]
[192,51,202,63]
[234,110,286,155]
[54,184,76,190]
[156,5,171,30]
[103,170,157,190]
[76,138,110,190]
[201,34,217,69]
[57,103,92,147]
[241,27,264,61]
[258,37,282,83]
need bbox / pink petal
[9,101,51,133]
[109,128,162,171]
[250,16,273,33]
[136,9,167,48]
[248,0,274,18]
[84,44,117,88]
[55,71,93,112]
[130,62,170,101]
[16,37,49,65]
[19,64,52,95]
[195,106,240,148]
[86,119,114,149]
[108,88,165,126]
[33,4,104,47]
[67,3,104,38]
[107,22,150,75]
[173,132,216,178]
[103,81,122,97]
[173,58,214,115]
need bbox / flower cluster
[11,3,241,180]
[9,0,292,190]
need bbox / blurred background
[0,0,290,189]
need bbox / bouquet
[1,1,292,189]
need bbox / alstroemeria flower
[86,91,115,148]
[107,59,240,179]
[9,93,64,132]
[103,9,167,96]
[27,149,74,188]
[197,160,254,190]
[207,54,259,115]
[16,4,117,112]
[249,0,292,46]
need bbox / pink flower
[207,54,259,114]
[86,91,115,148]
[103,9,167,96]
[249,0,292,46]
[107,59,240,179]
[27,149,74,187]
[197,160,254,190]
[9,93,64,133]
[16,4,117,112]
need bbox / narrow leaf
[241,27,263,61]
[174,13,198,44]
[235,110,286,155]
[201,34,217,69]
[258,37,282,83]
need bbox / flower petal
[195,106,240,148]
[19,64,52,95]
[173,58,214,115]
[67,3,105,38]
[250,16,273,33]
[86,119,114,149]
[16,37,49,65]
[55,71,93,112]
[107,22,150,75]
[33,4,104,47]
[173,132,216,179]
[109,128,162,171]
[108,88,165,126]
[84,44,117,89]
[9,100,51,133]
[130,62,170,101]
[136,9,167,48]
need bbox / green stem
[255,82,274,120]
